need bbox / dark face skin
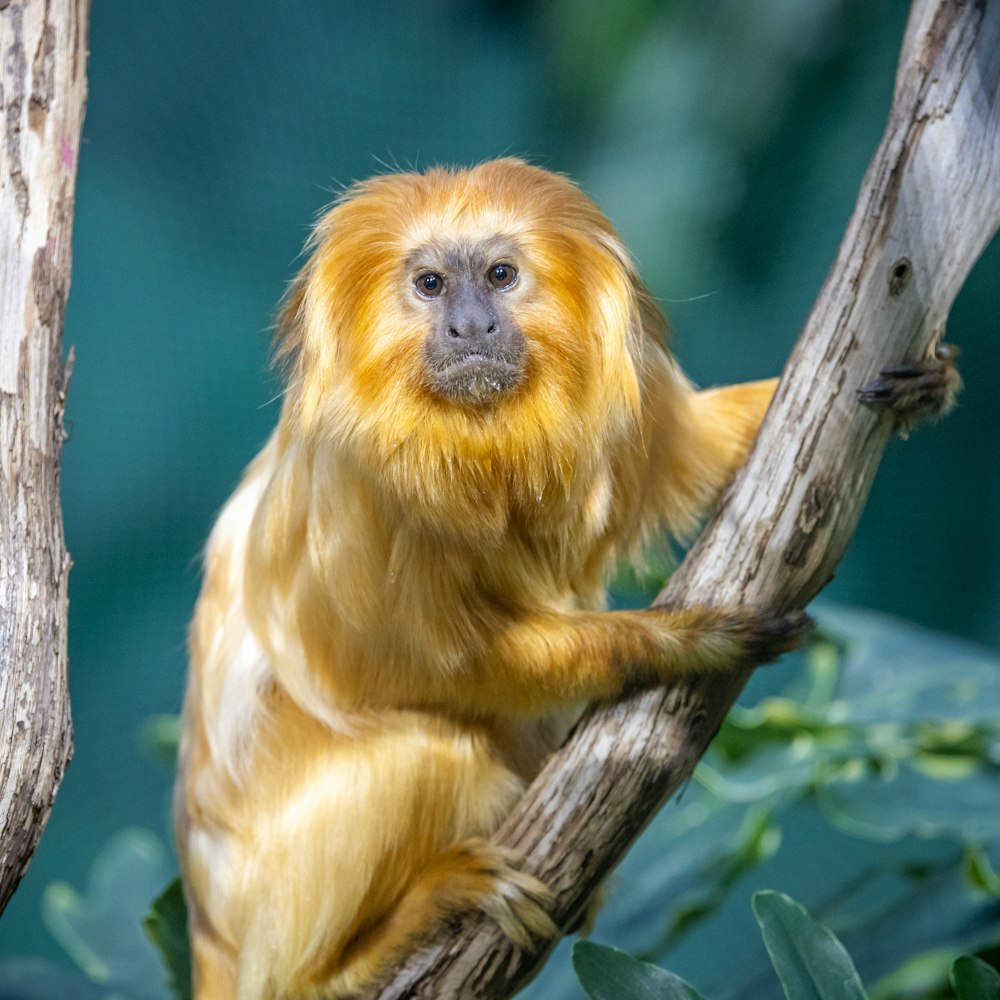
[411,242,527,405]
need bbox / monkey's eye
[415,273,444,298]
[487,264,518,290]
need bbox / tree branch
[372,1,1000,996]
[0,0,89,915]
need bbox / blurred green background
[3,0,999,996]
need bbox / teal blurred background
[3,0,999,993]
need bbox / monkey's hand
[857,343,961,438]
[721,606,813,664]
[638,604,813,680]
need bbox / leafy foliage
[39,829,172,1000]
[574,941,707,1000]
[142,880,191,1000]
[752,890,867,1000]
[0,830,178,999]
[573,892,1000,1000]
[950,956,1000,1000]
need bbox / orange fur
[175,159,783,998]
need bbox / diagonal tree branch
[372,0,1000,996]
[0,0,90,915]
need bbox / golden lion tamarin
[175,158,958,999]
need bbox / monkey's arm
[641,374,778,536]
[453,377,809,717]
[673,345,958,512]
[689,377,778,484]
[393,602,807,717]
[686,342,959,482]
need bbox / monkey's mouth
[425,351,525,404]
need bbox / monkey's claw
[857,343,961,436]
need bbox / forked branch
[372,0,1000,996]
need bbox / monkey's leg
[857,343,961,436]
[313,839,556,998]
[188,920,238,1000]
[231,717,551,999]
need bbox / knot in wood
[888,257,912,296]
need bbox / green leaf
[143,879,192,1000]
[554,608,1000,1000]
[41,828,172,1000]
[950,956,1000,1000]
[573,941,707,1000]
[752,890,868,1000]
[137,714,181,770]
[819,756,1000,841]
[965,847,1000,897]
[869,948,960,1000]
[818,609,1000,727]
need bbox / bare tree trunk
[372,1,1000,996]
[0,0,89,915]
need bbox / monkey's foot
[857,343,961,437]
[323,839,556,995]
[456,840,558,949]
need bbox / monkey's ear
[272,268,310,371]
[589,228,670,352]
[272,186,353,370]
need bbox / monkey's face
[410,241,526,404]
[281,160,659,504]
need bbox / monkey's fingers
[731,607,814,664]
[857,342,961,436]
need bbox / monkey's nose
[448,320,497,340]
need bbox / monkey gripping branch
[371,2,1000,996]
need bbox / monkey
[174,158,957,999]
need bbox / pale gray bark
[373,1,1000,995]
[0,0,89,914]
